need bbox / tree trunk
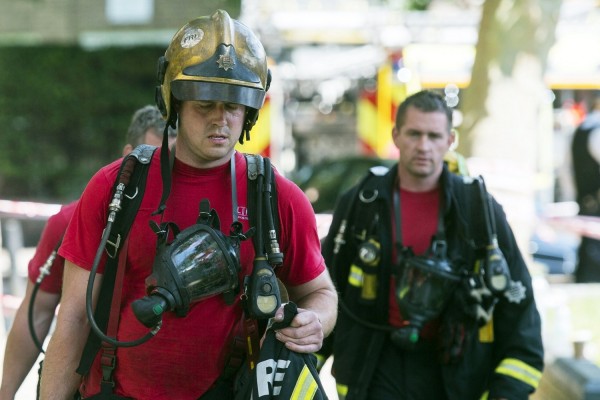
[458,0,563,258]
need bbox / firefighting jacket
[318,164,544,400]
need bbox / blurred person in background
[571,97,600,283]
[0,104,175,400]
[318,90,543,400]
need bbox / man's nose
[213,103,227,124]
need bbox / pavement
[2,247,599,400]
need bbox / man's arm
[40,261,102,400]
[486,200,544,399]
[274,269,338,354]
[0,281,59,399]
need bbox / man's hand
[272,306,324,353]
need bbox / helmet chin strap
[152,114,239,226]
[153,115,177,217]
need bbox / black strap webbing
[77,145,157,376]
[245,154,280,258]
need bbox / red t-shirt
[59,151,325,399]
[388,187,440,338]
[27,200,78,294]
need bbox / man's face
[392,106,454,188]
[176,100,246,168]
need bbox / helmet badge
[217,46,236,71]
[181,28,204,49]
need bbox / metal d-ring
[125,187,139,200]
[359,189,378,203]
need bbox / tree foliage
[0,45,164,202]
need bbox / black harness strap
[77,145,157,376]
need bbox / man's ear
[448,128,457,150]
[122,143,133,156]
[392,126,400,141]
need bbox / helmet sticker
[181,28,204,49]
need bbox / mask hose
[28,241,61,353]
[263,159,283,266]
[86,157,160,347]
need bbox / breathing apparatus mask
[389,188,462,350]
[391,238,461,349]
[132,199,247,328]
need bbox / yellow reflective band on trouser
[348,264,363,287]
[291,365,318,400]
[495,358,542,389]
[337,383,349,398]
[479,319,494,343]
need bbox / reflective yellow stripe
[479,319,494,343]
[361,273,377,300]
[291,365,318,400]
[348,264,363,287]
[337,383,349,396]
[479,390,489,400]
[495,358,542,389]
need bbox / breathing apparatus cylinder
[392,239,461,349]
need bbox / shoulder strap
[330,167,388,267]
[245,154,280,261]
[77,144,158,376]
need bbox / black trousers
[367,338,448,400]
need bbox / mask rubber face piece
[157,9,269,126]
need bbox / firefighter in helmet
[40,10,337,399]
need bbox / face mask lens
[400,264,453,310]
[397,256,460,325]
[169,230,235,302]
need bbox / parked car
[293,156,395,214]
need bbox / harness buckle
[105,233,122,258]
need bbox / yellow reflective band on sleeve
[337,383,349,396]
[495,358,542,389]
[348,264,363,287]
[291,365,318,400]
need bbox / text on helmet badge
[181,28,204,49]
[217,47,235,71]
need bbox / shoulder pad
[245,154,264,180]
[128,144,157,165]
[369,165,390,176]
[461,175,476,184]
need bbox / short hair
[126,105,174,147]
[395,90,453,131]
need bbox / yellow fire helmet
[155,9,271,143]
